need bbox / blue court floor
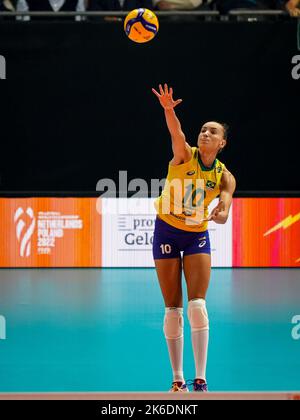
[0,268,299,393]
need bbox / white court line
[0,392,299,400]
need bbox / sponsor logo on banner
[14,207,36,257]
[0,198,101,267]
[264,213,300,236]
[14,208,83,257]
[36,212,83,256]
[118,216,155,248]
[101,198,232,268]
[264,212,300,263]
[233,198,300,267]
[102,198,157,267]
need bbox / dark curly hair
[218,122,229,153]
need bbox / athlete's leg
[155,258,186,386]
[183,253,211,386]
[183,253,211,301]
[155,258,183,308]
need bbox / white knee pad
[163,308,184,340]
[188,299,209,332]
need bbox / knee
[163,307,184,339]
[188,299,209,332]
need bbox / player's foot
[169,381,189,392]
[188,379,208,392]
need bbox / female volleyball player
[152,84,236,392]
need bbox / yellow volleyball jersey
[155,147,225,232]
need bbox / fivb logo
[14,207,36,257]
[291,55,300,80]
[0,315,6,340]
[0,55,6,80]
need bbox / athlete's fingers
[159,84,164,95]
[211,206,219,215]
[164,83,169,95]
[170,87,173,98]
[174,99,183,106]
[290,8,300,16]
[204,202,225,222]
[210,212,217,220]
[212,201,224,214]
[152,88,161,98]
[207,207,219,220]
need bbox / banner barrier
[0,197,298,268]
[0,198,101,267]
[101,198,232,268]
[233,198,300,267]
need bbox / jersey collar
[198,154,217,171]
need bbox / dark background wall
[0,19,299,192]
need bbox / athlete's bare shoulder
[220,166,236,193]
[170,142,193,166]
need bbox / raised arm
[152,83,192,165]
[205,168,236,224]
[285,0,300,17]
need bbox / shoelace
[172,382,186,392]
[186,379,208,391]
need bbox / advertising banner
[0,198,101,267]
[101,198,232,267]
[233,198,300,267]
[0,197,298,268]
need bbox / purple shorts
[152,217,211,260]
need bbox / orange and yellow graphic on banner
[0,198,101,267]
[233,198,300,267]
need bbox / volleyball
[124,9,159,44]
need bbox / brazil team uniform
[153,147,225,260]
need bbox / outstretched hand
[286,0,300,17]
[152,83,183,110]
[202,200,226,222]
[288,7,300,17]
